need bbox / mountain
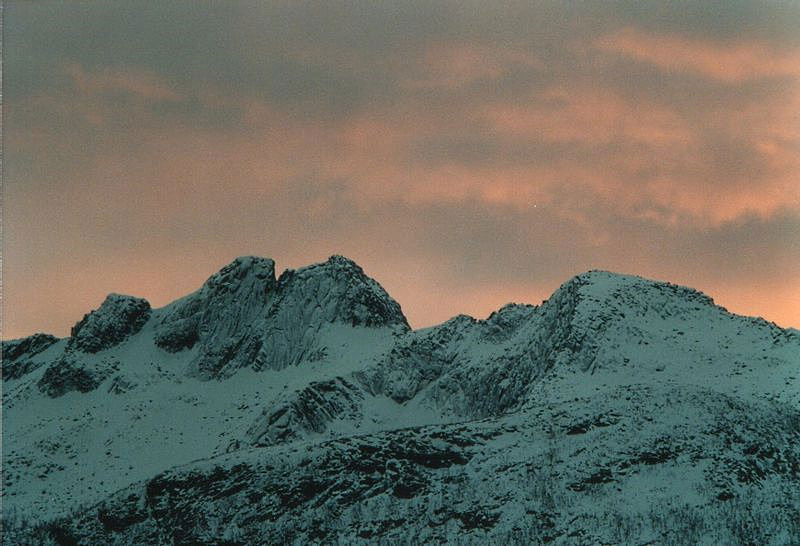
[3,257,799,544]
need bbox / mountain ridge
[4,257,779,348]
[3,255,799,544]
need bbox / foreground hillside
[3,256,799,544]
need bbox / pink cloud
[484,86,694,146]
[405,43,543,89]
[480,82,800,226]
[596,27,800,82]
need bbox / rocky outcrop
[154,255,409,378]
[69,294,151,353]
[33,293,150,396]
[356,314,480,405]
[37,355,116,398]
[154,257,276,379]
[155,257,276,353]
[1,333,59,380]
[257,256,409,371]
[247,377,365,446]
[269,256,409,330]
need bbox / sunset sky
[4,1,800,339]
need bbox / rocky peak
[68,294,151,353]
[271,255,409,330]
[154,257,276,353]
[154,255,408,377]
[202,256,276,295]
[534,270,744,374]
[482,304,538,338]
[249,256,409,372]
[540,270,719,333]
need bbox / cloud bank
[5,1,799,337]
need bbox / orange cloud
[7,41,800,339]
[405,43,543,89]
[485,86,694,146]
[479,81,800,226]
[65,63,183,102]
[596,27,800,82]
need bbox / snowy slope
[16,385,800,545]
[2,257,799,544]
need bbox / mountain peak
[68,294,151,353]
[6,256,800,543]
[153,257,277,357]
[271,255,409,330]
[563,269,717,309]
[153,254,408,376]
[202,256,277,291]
[324,254,360,268]
[278,255,376,283]
[1,333,60,381]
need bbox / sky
[4,1,800,339]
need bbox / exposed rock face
[257,256,409,371]
[270,255,409,330]
[153,255,408,378]
[69,294,151,353]
[33,294,150,396]
[2,332,59,362]
[37,356,115,398]
[247,377,364,446]
[155,256,277,379]
[255,268,800,442]
[1,333,59,380]
[356,314,483,405]
[155,257,277,354]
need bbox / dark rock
[37,357,109,398]
[1,333,59,380]
[97,494,148,533]
[69,295,151,353]
[248,377,364,446]
[455,509,501,531]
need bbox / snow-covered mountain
[3,256,799,544]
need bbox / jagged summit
[201,256,277,291]
[68,294,152,353]
[149,257,276,377]
[303,254,365,273]
[252,255,409,372]
[154,256,277,353]
[152,254,408,377]
[1,333,60,381]
[1,254,411,387]
[271,255,409,330]
[2,263,784,374]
